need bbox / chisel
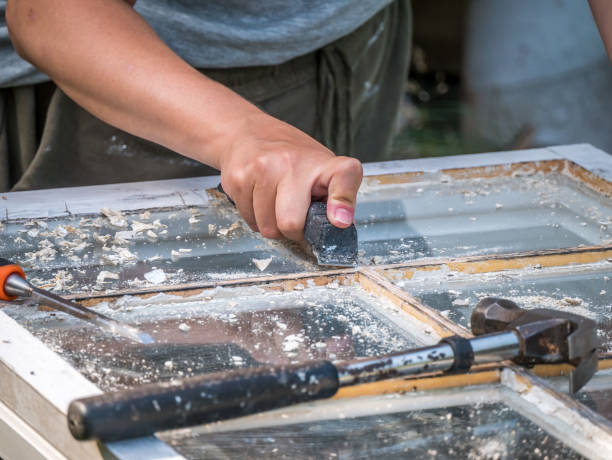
[0,258,154,345]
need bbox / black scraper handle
[68,360,339,442]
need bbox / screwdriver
[0,258,154,345]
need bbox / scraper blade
[216,185,359,267]
[303,202,358,267]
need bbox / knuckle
[253,155,272,174]
[227,169,247,188]
[277,216,303,235]
[260,226,282,239]
[341,157,363,176]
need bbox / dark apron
[0,0,411,192]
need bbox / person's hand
[218,112,363,241]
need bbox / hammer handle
[68,360,339,441]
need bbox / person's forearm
[6,0,363,240]
[6,0,260,169]
[589,0,612,61]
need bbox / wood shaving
[26,246,57,262]
[228,220,242,234]
[562,296,582,306]
[139,211,152,221]
[131,221,155,233]
[97,271,119,284]
[93,233,112,244]
[114,231,134,244]
[152,219,167,230]
[452,298,470,307]
[100,208,128,228]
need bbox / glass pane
[2,280,435,391]
[392,263,612,352]
[548,368,612,424]
[0,205,321,294]
[162,399,583,459]
[356,171,612,264]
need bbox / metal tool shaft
[337,331,521,387]
[5,274,154,345]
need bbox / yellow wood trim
[364,160,566,186]
[75,272,355,306]
[334,359,612,399]
[380,246,612,281]
[447,250,612,274]
[358,268,468,337]
[565,160,612,197]
[333,370,501,399]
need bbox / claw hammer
[67,297,598,442]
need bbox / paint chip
[144,269,166,284]
[562,296,582,306]
[97,271,119,284]
[252,257,273,271]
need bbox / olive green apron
[0,0,411,192]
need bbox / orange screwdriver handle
[0,258,26,301]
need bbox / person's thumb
[324,157,363,228]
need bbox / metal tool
[67,297,598,441]
[0,258,154,345]
[217,184,359,267]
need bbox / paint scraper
[216,185,358,267]
[0,258,154,344]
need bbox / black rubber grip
[68,360,339,442]
[440,335,474,373]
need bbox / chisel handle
[0,258,26,301]
[68,360,339,442]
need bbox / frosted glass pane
[163,401,582,459]
[356,172,612,264]
[3,281,434,391]
[0,206,320,294]
[393,263,612,352]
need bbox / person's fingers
[320,156,363,228]
[220,174,258,232]
[275,175,311,240]
[252,179,282,239]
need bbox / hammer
[67,298,598,442]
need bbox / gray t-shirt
[0,0,391,87]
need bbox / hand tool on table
[67,297,598,441]
[217,184,358,267]
[0,258,154,345]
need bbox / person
[2,0,412,241]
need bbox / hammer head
[471,297,598,393]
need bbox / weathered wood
[503,366,612,460]
[0,311,184,460]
